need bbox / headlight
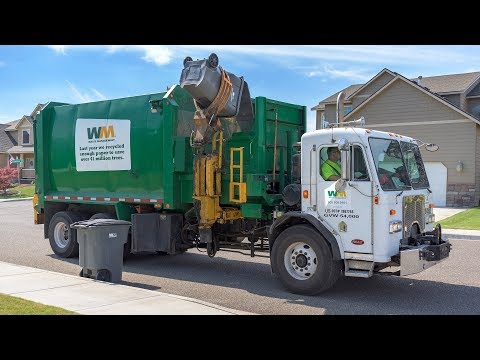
[389,220,402,234]
[426,213,435,224]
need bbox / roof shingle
[312,70,480,112]
[0,124,18,152]
[413,71,480,94]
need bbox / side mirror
[337,138,349,151]
[336,138,351,181]
[425,143,439,152]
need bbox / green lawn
[0,184,35,199]
[437,207,480,230]
[0,293,76,315]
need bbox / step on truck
[33,53,451,294]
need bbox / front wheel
[271,225,342,295]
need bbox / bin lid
[70,219,132,229]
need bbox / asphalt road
[1,200,480,315]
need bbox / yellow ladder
[229,147,246,203]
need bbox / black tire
[48,211,85,258]
[207,53,219,68]
[183,56,193,67]
[90,212,132,260]
[271,225,342,295]
[90,212,116,220]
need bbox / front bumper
[400,241,451,276]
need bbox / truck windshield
[399,142,430,189]
[369,138,411,191]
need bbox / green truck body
[34,85,306,225]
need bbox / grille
[403,195,425,237]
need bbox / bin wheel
[96,269,111,282]
[183,56,193,67]
[79,269,84,277]
[207,53,219,68]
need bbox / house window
[22,129,30,145]
[344,105,352,115]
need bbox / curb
[0,197,33,203]
[443,231,480,241]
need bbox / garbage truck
[33,53,451,294]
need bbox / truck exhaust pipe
[336,91,346,125]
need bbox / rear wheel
[48,211,85,258]
[271,225,342,295]
[90,212,132,260]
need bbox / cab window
[351,145,370,181]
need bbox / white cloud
[323,65,372,82]
[47,45,479,69]
[304,65,372,82]
[48,45,68,54]
[66,81,107,103]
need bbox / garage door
[424,162,447,207]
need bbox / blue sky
[1,45,480,131]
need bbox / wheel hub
[295,254,308,268]
[54,222,70,249]
[284,242,318,280]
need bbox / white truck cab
[269,94,450,295]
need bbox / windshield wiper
[396,190,404,204]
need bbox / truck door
[316,144,373,254]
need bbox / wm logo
[87,126,115,139]
[327,190,347,197]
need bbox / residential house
[0,123,17,168]
[0,104,44,181]
[312,69,480,207]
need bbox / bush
[0,167,19,195]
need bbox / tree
[0,167,18,195]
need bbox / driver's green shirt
[321,159,341,181]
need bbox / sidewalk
[433,207,466,222]
[0,197,33,203]
[0,261,252,315]
[442,228,480,240]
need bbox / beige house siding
[352,72,395,108]
[476,125,480,206]
[352,79,467,125]
[0,153,7,168]
[467,97,480,117]
[367,123,476,186]
[324,104,338,123]
[442,94,461,108]
[316,110,323,129]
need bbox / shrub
[0,167,19,195]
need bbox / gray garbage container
[71,219,131,283]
